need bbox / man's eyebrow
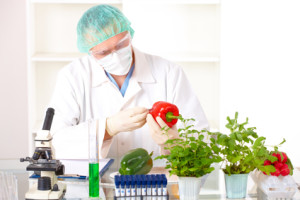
[92,46,109,52]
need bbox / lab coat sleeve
[49,68,113,160]
[167,64,209,131]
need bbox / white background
[221,0,300,166]
[0,0,28,159]
[0,0,300,167]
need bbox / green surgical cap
[77,5,134,53]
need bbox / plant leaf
[230,156,243,164]
[253,136,266,149]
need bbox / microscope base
[25,182,66,200]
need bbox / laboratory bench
[1,159,300,200]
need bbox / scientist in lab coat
[50,5,209,166]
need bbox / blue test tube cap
[125,175,131,187]
[115,175,120,187]
[120,175,125,188]
[162,174,167,187]
[151,174,157,186]
[136,175,140,182]
[146,175,151,187]
[156,174,161,185]
[130,175,136,187]
[136,175,141,188]
[141,175,146,186]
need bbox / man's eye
[116,45,122,50]
[99,50,109,55]
[116,42,126,50]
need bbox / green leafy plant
[208,112,278,175]
[155,117,222,177]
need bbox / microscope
[20,108,66,200]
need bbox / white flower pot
[178,175,208,200]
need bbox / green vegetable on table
[119,148,153,175]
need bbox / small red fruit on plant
[274,162,284,170]
[264,160,272,166]
[280,164,290,176]
[270,168,281,177]
[278,152,288,163]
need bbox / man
[50,5,208,166]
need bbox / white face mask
[96,45,133,76]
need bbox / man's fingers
[130,107,148,116]
[146,114,162,133]
[131,111,148,123]
[133,119,147,129]
[156,117,169,129]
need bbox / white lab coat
[49,47,209,167]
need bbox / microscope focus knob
[55,165,65,176]
[52,184,59,191]
[38,177,51,191]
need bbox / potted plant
[207,112,277,199]
[254,145,297,198]
[155,117,222,200]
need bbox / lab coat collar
[91,46,155,88]
[132,47,155,83]
[120,47,155,106]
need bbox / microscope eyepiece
[42,108,55,131]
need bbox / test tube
[88,119,99,198]
[156,175,162,196]
[136,175,142,196]
[130,175,136,196]
[146,175,152,196]
[121,176,126,197]
[115,175,121,197]
[162,174,168,196]
[151,174,157,195]
[141,175,147,196]
[125,175,131,196]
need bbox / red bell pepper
[149,101,180,128]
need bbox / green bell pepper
[119,148,153,175]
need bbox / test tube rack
[114,174,169,199]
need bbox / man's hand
[106,107,148,136]
[146,114,179,145]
